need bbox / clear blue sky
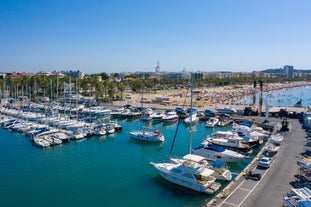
[1,0,311,74]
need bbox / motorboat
[33,138,50,148]
[214,130,261,148]
[150,112,165,122]
[129,128,164,142]
[83,107,111,116]
[184,113,199,124]
[270,133,283,144]
[70,128,86,140]
[105,123,116,134]
[51,132,70,142]
[170,154,232,181]
[15,123,33,133]
[42,135,62,145]
[162,111,179,123]
[27,126,50,137]
[3,119,21,129]
[106,121,122,131]
[11,121,26,131]
[264,143,280,153]
[66,122,88,130]
[205,138,251,154]
[141,113,152,121]
[93,125,107,136]
[205,117,219,128]
[141,108,153,121]
[218,119,233,127]
[233,123,268,139]
[192,143,246,163]
[110,107,125,118]
[58,120,79,129]
[175,107,188,118]
[150,160,221,194]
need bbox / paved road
[218,118,306,207]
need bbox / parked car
[204,109,216,117]
[219,113,231,118]
[245,170,261,181]
[258,156,273,168]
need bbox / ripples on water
[236,85,311,107]
[0,116,260,207]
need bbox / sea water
[236,85,311,108]
[0,117,244,207]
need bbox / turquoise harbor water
[1,85,308,207]
[0,118,243,207]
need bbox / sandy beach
[117,81,311,111]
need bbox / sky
[1,0,311,74]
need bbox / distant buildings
[62,70,85,79]
[0,64,310,80]
[0,73,7,79]
[283,65,294,77]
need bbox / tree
[99,72,109,80]
[116,82,126,100]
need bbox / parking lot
[215,118,306,207]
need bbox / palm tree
[116,82,126,100]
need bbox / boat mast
[189,72,193,154]
[56,75,59,105]
[141,76,144,123]
[50,78,52,103]
[69,76,72,118]
[76,77,78,120]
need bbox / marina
[1,1,311,206]
[0,104,267,207]
[0,85,310,207]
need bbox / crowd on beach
[121,81,311,111]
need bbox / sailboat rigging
[150,73,223,193]
[128,78,165,142]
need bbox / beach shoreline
[114,81,311,112]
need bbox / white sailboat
[129,82,165,142]
[129,128,164,142]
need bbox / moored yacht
[150,112,165,122]
[184,113,199,124]
[110,107,125,118]
[129,128,164,142]
[33,138,51,148]
[192,142,245,163]
[270,133,283,144]
[93,125,106,136]
[150,160,221,194]
[162,111,179,123]
[205,117,219,128]
[170,154,232,181]
[205,138,252,154]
